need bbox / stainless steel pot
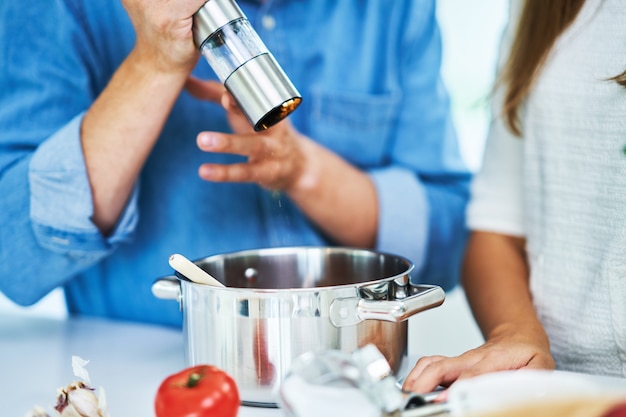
[152,246,445,407]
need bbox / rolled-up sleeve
[29,113,139,253]
[371,167,430,271]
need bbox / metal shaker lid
[192,0,245,48]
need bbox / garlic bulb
[26,356,109,417]
[55,381,107,417]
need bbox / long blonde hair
[500,0,626,136]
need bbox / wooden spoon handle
[168,253,225,287]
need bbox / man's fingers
[197,132,276,158]
[184,76,224,102]
[198,160,282,186]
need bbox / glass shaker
[192,0,302,131]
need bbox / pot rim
[175,245,415,293]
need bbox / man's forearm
[81,50,190,235]
[286,136,378,248]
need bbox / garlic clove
[58,403,84,417]
[66,387,101,417]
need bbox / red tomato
[155,365,240,417]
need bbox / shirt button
[262,15,276,31]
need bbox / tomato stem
[186,369,204,388]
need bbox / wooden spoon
[168,253,225,287]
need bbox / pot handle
[329,285,445,327]
[152,276,182,304]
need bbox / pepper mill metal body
[193,0,302,131]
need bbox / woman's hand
[401,232,556,395]
[121,0,206,75]
[186,77,309,192]
[401,325,555,394]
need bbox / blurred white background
[409,0,508,356]
[0,0,510,356]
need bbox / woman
[404,0,626,393]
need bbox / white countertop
[0,315,283,417]
[3,314,626,417]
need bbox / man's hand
[186,77,308,192]
[122,0,206,74]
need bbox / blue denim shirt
[0,0,470,326]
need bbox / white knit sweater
[467,0,626,377]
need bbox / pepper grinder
[192,0,302,131]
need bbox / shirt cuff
[370,167,429,273]
[29,113,138,253]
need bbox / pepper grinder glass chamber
[193,0,302,131]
